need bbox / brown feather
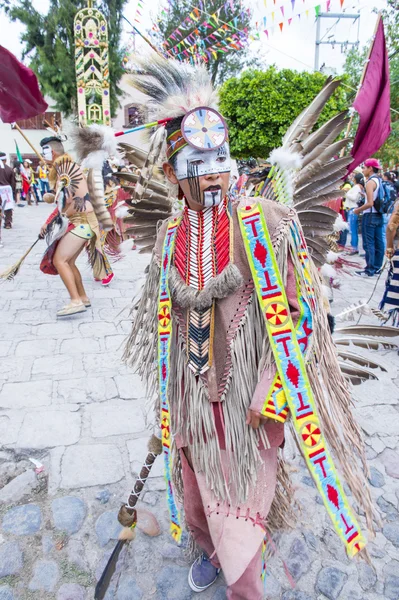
[335,325,399,338]
[337,350,387,371]
[283,78,340,147]
[300,111,349,155]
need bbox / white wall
[111,74,150,151]
[0,75,151,164]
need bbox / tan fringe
[267,452,298,535]
[122,255,161,407]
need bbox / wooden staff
[94,435,163,600]
[340,14,382,157]
[11,123,46,164]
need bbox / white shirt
[363,176,380,214]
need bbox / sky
[0,0,389,76]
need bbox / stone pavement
[0,203,398,600]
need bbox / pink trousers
[180,448,277,600]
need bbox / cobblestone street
[0,203,398,600]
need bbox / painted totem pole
[74,1,111,126]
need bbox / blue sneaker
[188,554,221,593]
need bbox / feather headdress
[128,54,218,122]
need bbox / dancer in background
[0,151,16,229]
[39,135,107,317]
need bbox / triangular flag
[291,0,295,11]
[288,17,292,24]
[327,0,331,9]
[279,22,283,31]
[264,16,267,27]
[264,0,267,6]
[340,0,344,5]
[14,140,23,163]
[306,9,309,16]
[315,5,321,16]
[264,29,269,38]
[280,6,285,16]
[272,11,275,20]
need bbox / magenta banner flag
[0,45,48,123]
[348,16,391,173]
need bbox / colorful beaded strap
[262,221,314,422]
[158,216,183,543]
[238,202,366,558]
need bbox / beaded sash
[238,202,366,558]
[158,216,183,543]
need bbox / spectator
[353,158,384,277]
[392,170,399,197]
[338,179,352,248]
[382,171,397,246]
[37,163,50,195]
[0,151,16,229]
[21,160,34,204]
[13,161,23,205]
[344,172,365,255]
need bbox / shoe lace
[199,553,209,566]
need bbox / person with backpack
[382,171,397,246]
[353,158,384,277]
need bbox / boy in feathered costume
[123,56,375,598]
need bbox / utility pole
[314,13,360,72]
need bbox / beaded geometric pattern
[158,217,183,543]
[262,221,315,422]
[239,202,366,558]
[174,199,231,375]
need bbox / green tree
[219,67,349,159]
[155,0,261,85]
[0,0,128,117]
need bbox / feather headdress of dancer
[115,55,219,252]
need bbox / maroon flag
[348,16,391,173]
[0,45,48,123]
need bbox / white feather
[268,148,302,170]
[119,237,136,251]
[87,124,118,156]
[321,283,333,302]
[81,150,108,170]
[326,251,339,264]
[333,214,349,232]
[321,263,337,278]
[115,205,130,219]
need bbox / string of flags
[257,0,345,37]
[123,0,347,66]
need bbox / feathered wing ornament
[113,143,173,254]
[260,78,352,267]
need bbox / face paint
[174,143,231,207]
[41,145,53,161]
[175,143,231,182]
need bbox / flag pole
[340,14,382,156]
[11,123,45,163]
